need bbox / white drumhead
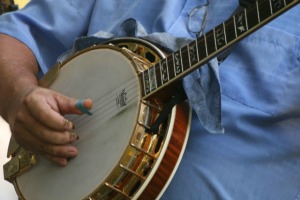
[16,48,140,200]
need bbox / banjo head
[4,38,190,200]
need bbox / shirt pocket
[220,25,300,116]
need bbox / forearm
[0,33,39,121]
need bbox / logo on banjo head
[116,89,128,110]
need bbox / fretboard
[141,0,299,99]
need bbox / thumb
[75,98,94,115]
[55,95,93,115]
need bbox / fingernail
[63,119,73,129]
[68,131,78,141]
[58,159,68,166]
[67,148,78,157]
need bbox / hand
[8,86,93,166]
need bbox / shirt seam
[221,92,273,116]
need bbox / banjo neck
[141,0,299,101]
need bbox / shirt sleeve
[0,0,96,76]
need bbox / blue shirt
[0,0,300,199]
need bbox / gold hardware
[119,164,146,180]
[7,137,20,158]
[141,100,162,111]
[130,143,156,158]
[105,182,131,199]
[3,150,36,182]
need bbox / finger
[21,129,78,159]
[82,98,93,110]
[12,120,78,159]
[38,143,78,162]
[32,126,78,145]
[25,91,76,131]
[28,92,93,131]
[27,115,78,145]
[55,96,93,116]
[15,104,78,145]
[44,155,68,166]
[75,99,93,115]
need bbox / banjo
[3,0,299,199]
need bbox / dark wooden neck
[141,0,299,100]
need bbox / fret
[166,54,175,80]
[205,30,216,55]
[234,10,248,36]
[196,36,207,61]
[195,41,200,62]
[269,0,274,14]
[233,16,238,38]
[213,29,218,51]
[188,40,199,67]
[143,70,151,95]
[186,45,191,67]
[224,16,236,44]
[160,59,169,84]
[244,9,249,31]
[258,0,272,21]
[246,4,260,29]
[223,22,228,45]
[154,63,162,88]
[173,49,183,76]
[204,34,209,57]
[214,23,227,50]
[256,1,261,23]
[212,29,218,50]
[181,45,190,71]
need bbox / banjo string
[65,76,140,130]
[72,97,138,138]
[73,91,138,129]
